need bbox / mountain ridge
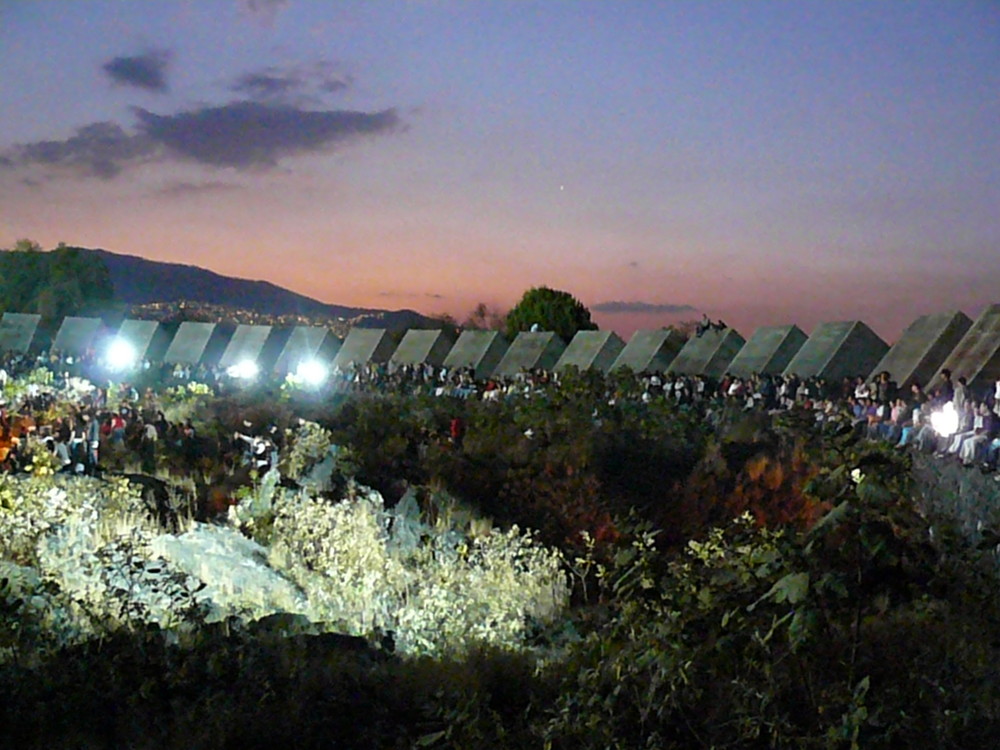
[74,247,439,329]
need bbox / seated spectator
[865,400,888,440]
[959,403,997,467]
[895,404,924,448]
[879,397,910,444]
[942,400,981,458]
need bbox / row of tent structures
[1,307,999,391]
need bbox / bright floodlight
[227,359,260,380]
[106,338,137,371]
[295,358,328,387]
[931,401,959,437]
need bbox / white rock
[152,524,308,622]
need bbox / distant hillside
[74,247,438,330]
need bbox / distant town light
[931,401,959,437]
[227,359,260,380]
[106,338,137,371]
[295,359,328,387]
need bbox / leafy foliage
[3,372,1000,747]
[544,435,1000,749]
[0,241,114,320]
[504,286,597,342]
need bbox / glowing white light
[931,401,959,437]
[227,359,260,380]
[295,359,328,386]
[106,338,137,371]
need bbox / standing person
[937,369,955,403]
[69,416,88,472]
[449,416,465,449]
[953,376,969,414]
[110,411,126,446]
[141,420,158,474]
[181,419,198,464]
[54,416,71,469]
[86,411,101,474]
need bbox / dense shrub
[5,372,1000,748]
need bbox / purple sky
[1,0,997,340]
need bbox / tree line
[0,240,114,321]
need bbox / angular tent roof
[928,304,1000,392]
[670,328,745,377]
[332,328,398,368]
[492,331,566,377]
[163,322,234,366]
[870,310,971,390]
[727,325,807,377]
[273,326,342,373]
[218,324,291,372]
[783,321,888,381]
[51,316,104,355]
[611,329,685,373]
[0,313,41,353]
[554,330,625,373]
[442,330,509,380]
[115,319,172,361]
[390,329,457,367]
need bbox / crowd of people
[4,344,1000,481]
[700,368,1000,478]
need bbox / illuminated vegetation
[2,377,1000,748]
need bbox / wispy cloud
[102,50,171,93]
[592,301,697,314]
[379,291,446,300]
[231,71,298,100]
[230,62,350,104]
[153,180,243,198]
[1,122,153,178]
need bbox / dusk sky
[1,0,998,341]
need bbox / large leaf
[767,571,810,605]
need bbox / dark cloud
[2,101,401,178]
[102,50,171,93]
[153,180,243,198]
[132,101,399,169]
[230,63,350,104]
[592,301,697,314]
[3,121,153,178]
